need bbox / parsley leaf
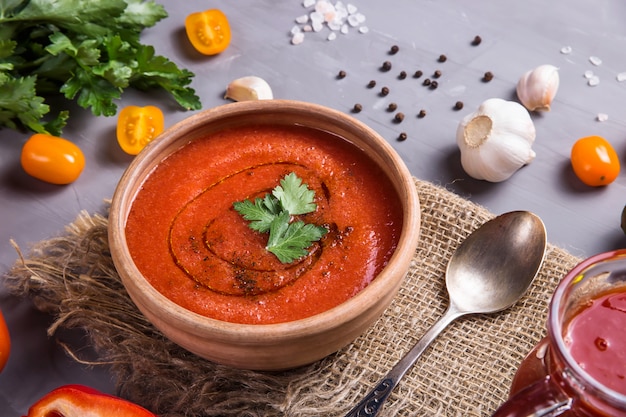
[234,173,328,263]
[272,172,317,215]
[0,0,201,135]
[232,194,282,233]
[267,213,327,264]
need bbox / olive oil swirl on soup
[125,124,403,324]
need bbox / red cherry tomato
[21,134,85,184]
[570,135,620,186]
[0,308,10,372]
[185,9,231,55]
[116,105,164,155]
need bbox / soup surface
[125,124,404,324]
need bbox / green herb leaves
[0,0,201,135]
[233,172,328,264]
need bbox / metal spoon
[344,211,547,417]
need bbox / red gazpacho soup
[564,289,626,395]
[125,124,404,324]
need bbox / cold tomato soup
[125,124,404,324]
[564,289,626,395]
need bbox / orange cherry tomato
[570,135,620,186]
[0,308,10,372]
[21,134,85,184]
[185,9,231,55]
[116,105,164,155]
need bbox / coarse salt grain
[583,70,594,79]
[588,75,600,86]
[291,32,305,45]
[312,20,324,32]
[310,11,323,23]
[323,11,337,22]
[358,26,369,34]
[560,45,572,54]
[315,0,333,13]
[335,1,347,14]
[597,113,609,122]
[295,14,309,24]
[589,56,602,66]
[328,20,341,31]
[617,72,626,82]
[303,0,316,7]
[327,32,337,41]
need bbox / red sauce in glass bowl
[564,289,626,395]
[125,124,404,324]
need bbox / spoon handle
[343,307,462,417]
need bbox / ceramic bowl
[108,100,420,370]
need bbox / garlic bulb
[225,76,273,101]
[516,64,559,111]
[456,98,536,182]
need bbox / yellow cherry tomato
[21,134,85,185]
[185,9,231,55]
[0,308,10,372]
[116,105,164,155]
[570,135,620,186]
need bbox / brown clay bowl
[108,100,420,370]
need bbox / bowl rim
[109,99,420,340]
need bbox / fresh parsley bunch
[0,0,201,136]
[234,172,328,264]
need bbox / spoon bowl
[446,211,547,313]
[345,211,547,417]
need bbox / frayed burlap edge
[3,178,582,416]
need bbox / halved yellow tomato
[116,105,164,155]
[185,9,231,55]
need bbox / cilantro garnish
[233,172,328,264]
[0,0,201,136]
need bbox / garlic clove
[516,64,559,112]
[225,76,274,101]
[456,98,536,182]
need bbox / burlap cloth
[4,178,582,416]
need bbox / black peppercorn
[380,86,390,96]
[413,70,423,78]
[352,103,363,113]
[433,70,442,78]
[387,102,398,111]
[429,80,438,89]
[422,78,431,86]
[390,45,399,55]
[438,54,447,63]
[394,112,405,123]
[381,61,392,71]
[367,80,377,88]
[337,70,346,79]
[398,70,407,80]
[398,132,408,141]
[482,71,494,82]
[454,101,464,110]
[471,35,482,46]
[417,109,427,118]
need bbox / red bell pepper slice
[25,384,156,417]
